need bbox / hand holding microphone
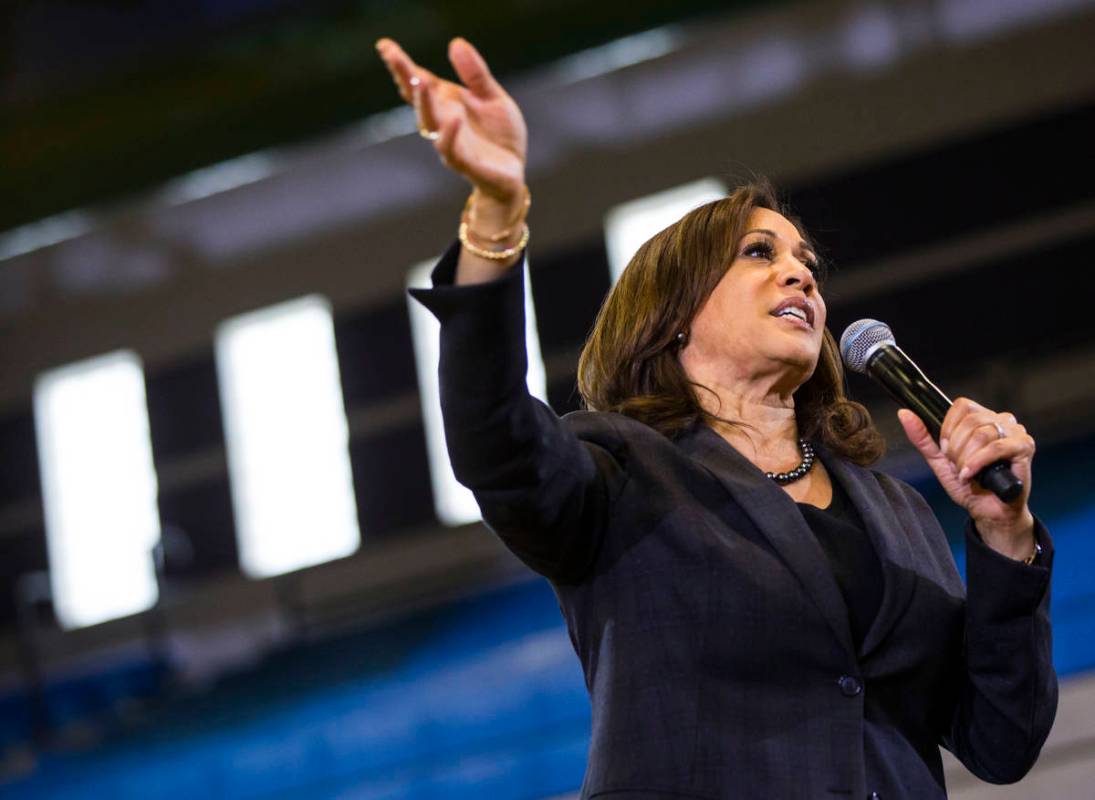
[841,320,1036,550]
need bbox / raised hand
[376,37,527,204]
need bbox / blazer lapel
[679,424,856,658]
[815,447,918,661]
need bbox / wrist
[974,508,1035,560]
[471,185,527,224]
[457,185,530,267]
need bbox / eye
[742,240,775,259]
[742,239,826,282]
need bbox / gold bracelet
[1023,540,1042,566]
[458,221,529,261]
[463,186,531,243]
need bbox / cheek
[696,290,740,330]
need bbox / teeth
[778,308,808,323]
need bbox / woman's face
[683,207,827,387]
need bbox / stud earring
[675,331,688,346]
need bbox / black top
[797,477,884,651]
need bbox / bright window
[34,351,161,629]
[604,177,728,283]
[216,295,360,578]
[407,258,548,526]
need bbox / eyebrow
[743,228,817,257]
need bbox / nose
[778,255,817,295]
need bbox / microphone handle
[868,346,950,437]
[868,346,1024,503]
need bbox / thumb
[897,408,967,504]
[897,408,941,460]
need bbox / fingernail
[939,437,948,453]
[958,466,970,481]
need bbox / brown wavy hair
[577,179,884,465]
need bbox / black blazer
[410,243,1057,799]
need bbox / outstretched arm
[379,38,625,582]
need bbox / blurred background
[1,0,1094,797]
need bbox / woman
[377,37,1056,799]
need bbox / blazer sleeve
[407,241,626,583]
[942,516,1058,784]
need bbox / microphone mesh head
[840,319,895,373]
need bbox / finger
[377,39,439,105]
[899,408,965,492]
[448,37,503,99]
[434,115,466,171]
[948,417,994,464]
[939,397,982,457]
[956,434,1034,483]
[416,76,442,135]
[948,409,1013,468]
[376,38,417,103]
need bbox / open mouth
[770,300,814,329]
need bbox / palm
[430,78,526,194]
[377,37,527,200]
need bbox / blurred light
[34,351,160,629]
[407,258,548,527]
[353,106,419,145]
[161,153,276,206]
[937,0,1095,42]
[551,27,684,84]
[604,177,728,283]
[50,234,172,296]
[735,34,806,104]
[0,211,92,262]
[840,5,901,70]
[215,295,360,578]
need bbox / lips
[770,297,815,328]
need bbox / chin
[782,339,821,365]
[775,348,820,382]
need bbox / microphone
[839,319,1022,502]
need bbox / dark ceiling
[1,0,773,235]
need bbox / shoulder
[561,409,665,445]
[561,410,680,465]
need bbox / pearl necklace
[765,438,816,484]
